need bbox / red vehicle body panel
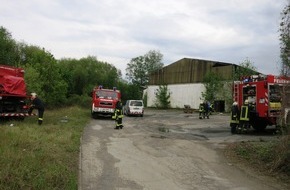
[0,64,30,118]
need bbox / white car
[123,100,144,117]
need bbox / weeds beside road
[0,106,90,190]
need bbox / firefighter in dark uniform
[199,101,205,119]
[209,103,214,115]
[230,101,240,134]
[28,93,45,125]
[112,101,124,129]
[204,100,210,119]
[238,99,250,133]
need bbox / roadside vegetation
[225,137,290,184]
[0,106,90,190]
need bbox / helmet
[31,92,37,97]
[244,100,249,104]
[232,101,238,106]
[116,101,122,109]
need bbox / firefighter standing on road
[28,93,45,125]
[230,101,240,134]
[112,101,124,129]
[199,100,210,119]
[204,100,210,119]
[209,102,214,115]
[239,99,251,133]
[199,101,204,119]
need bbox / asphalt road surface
[79,109,288,190]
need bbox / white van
[123,100,144,117]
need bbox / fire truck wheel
[230,124,237,134]
[251,120,267,131]
[92,112,99,119]
[231,126,236,134]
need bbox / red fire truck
[231,74,290,133]
[0,65,31,119]
[91,85,121,119]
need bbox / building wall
[146,58,250,111]
[145,83,205,109]
[149,58,235,85]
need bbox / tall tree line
[0,25,168,108]
[280,3,290,76]
[0,26,143,108]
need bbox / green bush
[227,139,290,177]
[154,85,171,109]
[65,94,91,108]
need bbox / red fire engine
[0,65,31,119]
[91,85,121,119]
[231,74,290,133]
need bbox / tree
[0,26,20,65]
[280,4,290,76]
[117,81,141,102]
[58,56,121,97]
[233,58,258,80]
[279,3,290,136]
[0,26,125,108]
[202,71,223,103]
[126,50,163,97]
[154,84,171,109]
[22,46,68,107]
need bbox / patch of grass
[225,137,290,182]
[0,106,90,190]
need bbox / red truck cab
[91,85,121,119]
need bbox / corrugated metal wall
[149,58,235,85]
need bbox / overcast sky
[1,0,288,76]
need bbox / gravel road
[79,109,288,190]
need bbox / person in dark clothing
[203,100,210,119]
[112,101,124,129]
[230,101,240,134]
[199,101,205,119]
[28,93,45,125]
[239,99,251,133]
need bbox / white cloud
[0,0,288,76]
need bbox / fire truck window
[96,91,104,98]
[96,91,118,99]
[269,85,281,102]
[107,92,117,99]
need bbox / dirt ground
[79,109,289,190]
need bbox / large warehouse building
[144,58,242,111]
